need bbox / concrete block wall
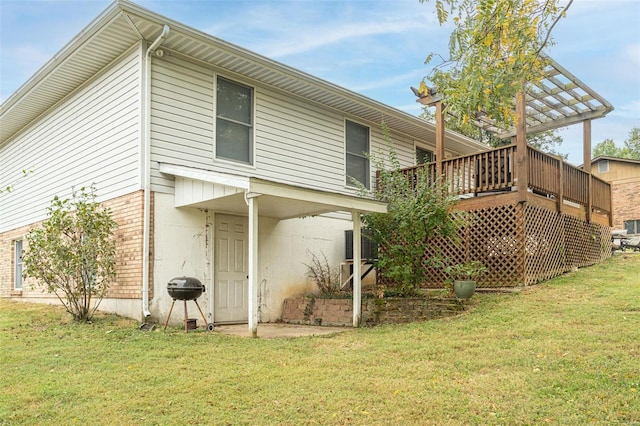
[281,296,466,326]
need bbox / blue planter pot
[453,280,476,299]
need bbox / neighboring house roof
[0,0,485,155]
[590,156,640,167]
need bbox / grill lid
[167,277,205,300]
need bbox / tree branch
[536,0,573,56]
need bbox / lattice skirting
[378,202,611,288]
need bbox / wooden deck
[399,144,611,225]
[393,145,612,287]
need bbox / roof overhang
[0,0,486,155]
[417,53,614,139]
[159,163,387,220]
[589,156,640,167]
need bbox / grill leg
[163,299,176,331]
[183,300,188,333]
[193,300,208,328]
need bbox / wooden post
[583,119,592,223]
[435,100,445,177]
[556,156,564,214]
[515,90,528,203]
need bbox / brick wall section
[0,223,35,298]
[0,190,152,300]
[281,297,466,326]
[611,179,640,230]
[103,190,153,299]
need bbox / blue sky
[1,0,639,165]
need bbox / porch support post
[583,119,592,223]
[352,210,362,328]
[515,89,528,203]
[247,194,260,338]
[435,100,445,176]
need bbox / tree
[623,127,640,159]
[419,0,573,130]
[526,129,567,160]
[592,127,640,160]
[360,125,461,296]
[592,138,619,158]
[22,187,117,321]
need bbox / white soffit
[159,163,387,219]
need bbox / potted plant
[444,261,486,299]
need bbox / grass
[1,254,639,425]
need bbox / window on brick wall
[624,219,640,235]
[14,240,23,290]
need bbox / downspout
[142,25,170,318]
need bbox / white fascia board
[248,178,387,214]
[158,163,250,190]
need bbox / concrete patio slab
[214,323,353,339]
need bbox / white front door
[214,215,248,323]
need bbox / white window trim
[213,74,256,166]
[14,239,23,291]
[344,119,371,190]
[414,143,435,165]
[598,160,609,173]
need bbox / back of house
[0,0,482,329]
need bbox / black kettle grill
[163,277,214,332]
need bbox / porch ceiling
[159,163,387,220]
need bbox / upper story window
[345,120,370,189]
[598,160,609,173]
[14,240,23,290]
[416,147,434,165]
[216,77,253,164]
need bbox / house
[590,156,640,233]
[0,0,486,334]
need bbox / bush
[304,251,340,296]
[360,124,462,296]
[23,187,117,321]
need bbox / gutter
[142,24,170,319]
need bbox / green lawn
[1,254,639,425]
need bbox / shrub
[304,251,340,296]
[22,187,117,321]
[360,124,462,296]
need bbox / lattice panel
[524,204,565,285]
[563,214,611,268]
[379,203,527,289]
[376,201,611,290]
[468,204,525,287]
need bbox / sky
[1,0,639,165]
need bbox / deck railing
[395,144,611,216]
[591,175,611,213]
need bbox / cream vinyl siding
[149,54,423,195]
[0,48,141,232]
[150,55,215,192]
